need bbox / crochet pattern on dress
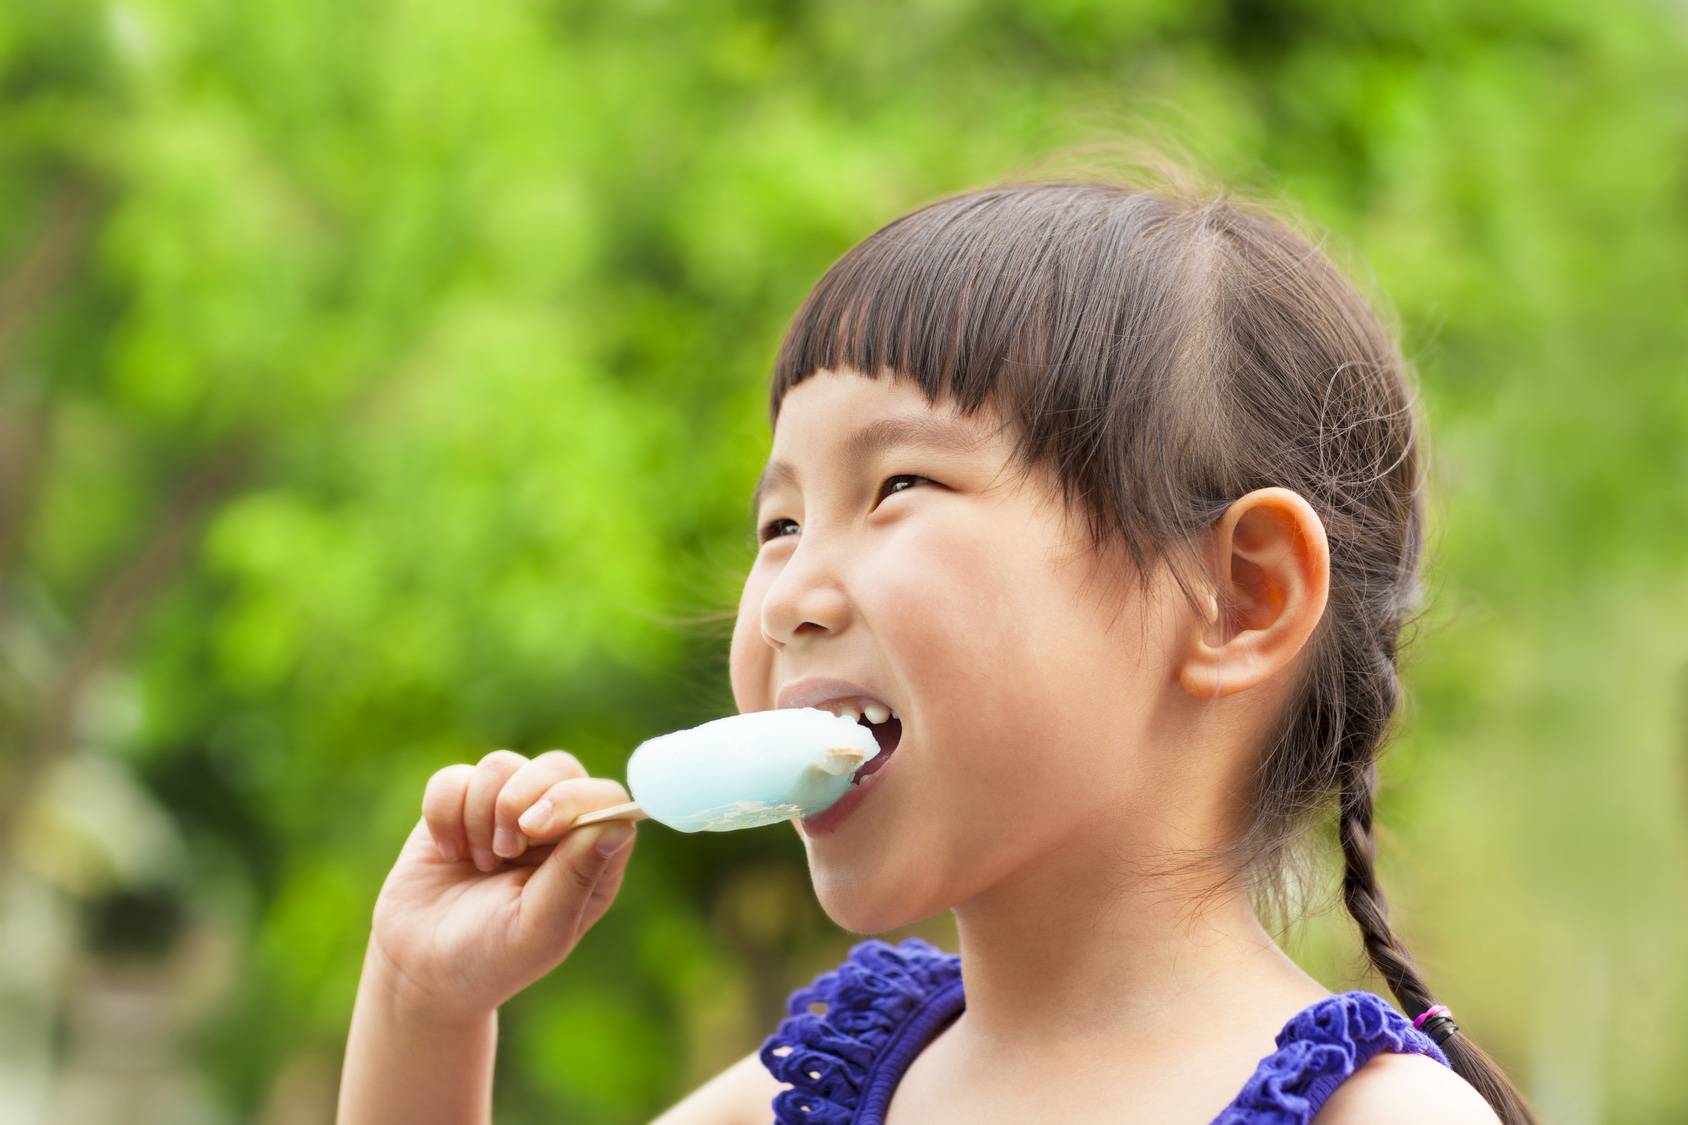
[760,945,1449,1124]
[1209,989,1452,1125]
[759,937,962,1124]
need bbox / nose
[759,535,852,648]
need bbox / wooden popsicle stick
[567,800,650,828]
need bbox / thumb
[516,820,637,951]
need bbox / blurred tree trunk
[0,175,254,864]
[0,440,251,861]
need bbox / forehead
[752,371,995,513]
[770,365,938,432]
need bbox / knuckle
[535,782,577,820]
[425,761,471,789]
[569,861,600,894]
[421,764,471,811]
[534,748,586,777]
[476,748,527,772]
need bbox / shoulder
[1311,1050,1501,1125]
[650,1048,786,1125]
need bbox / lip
[799,735,902,836]
[776,676,898,716]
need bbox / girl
[338,156,1538,1124]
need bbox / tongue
[852,717,901,784]
[853,750,891,785]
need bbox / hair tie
[1412,1003,1460,1048]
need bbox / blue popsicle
[583,708,881,832]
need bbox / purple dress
[759,937,1452,1124]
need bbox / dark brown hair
[760,147,1536,1123]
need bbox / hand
[366,749,639,1021]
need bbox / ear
[1177,487,1331,701]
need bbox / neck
[945,821,1325,1063]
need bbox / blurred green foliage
[1,0,1684,1121]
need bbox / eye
[755,474,932,544]
[757,517,798,544]
[876,473,930,505]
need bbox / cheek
[867,516,1051,688]
[728,573,773,712]
[868,517,1105,824]
[866,522,1055,753]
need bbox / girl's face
[731,367,1194,933]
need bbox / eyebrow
[749,415,985,523]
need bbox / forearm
[337,939,498,1125]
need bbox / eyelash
[756,474,931,544]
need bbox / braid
[1335,646,1540,1123]
[1337,753,1439,1026]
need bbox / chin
[818,895,920,937]
[804,861,938,936]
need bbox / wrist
[361,935,495,1029]
[340,935,499,1125]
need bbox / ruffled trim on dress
[759,937,962,1125]
[1210,989,1452,1125]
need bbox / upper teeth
[830,702,897,724]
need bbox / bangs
[764,183,1218,569]
[768,191,1041,426]
[766,182,1206,444]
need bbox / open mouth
[851,714,903,785]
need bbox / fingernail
[595,824,634,858]
[492,827,521,858]
[518,799,552,833]
[472,847,497,872]
[436,838,461,863]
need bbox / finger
[421,763,475,863]
[516,817,638,954]
[505,841,557,868]
[576,828,636,932]
[492,750,587,860]
[514,776,633,842]
[464,750,528,871]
